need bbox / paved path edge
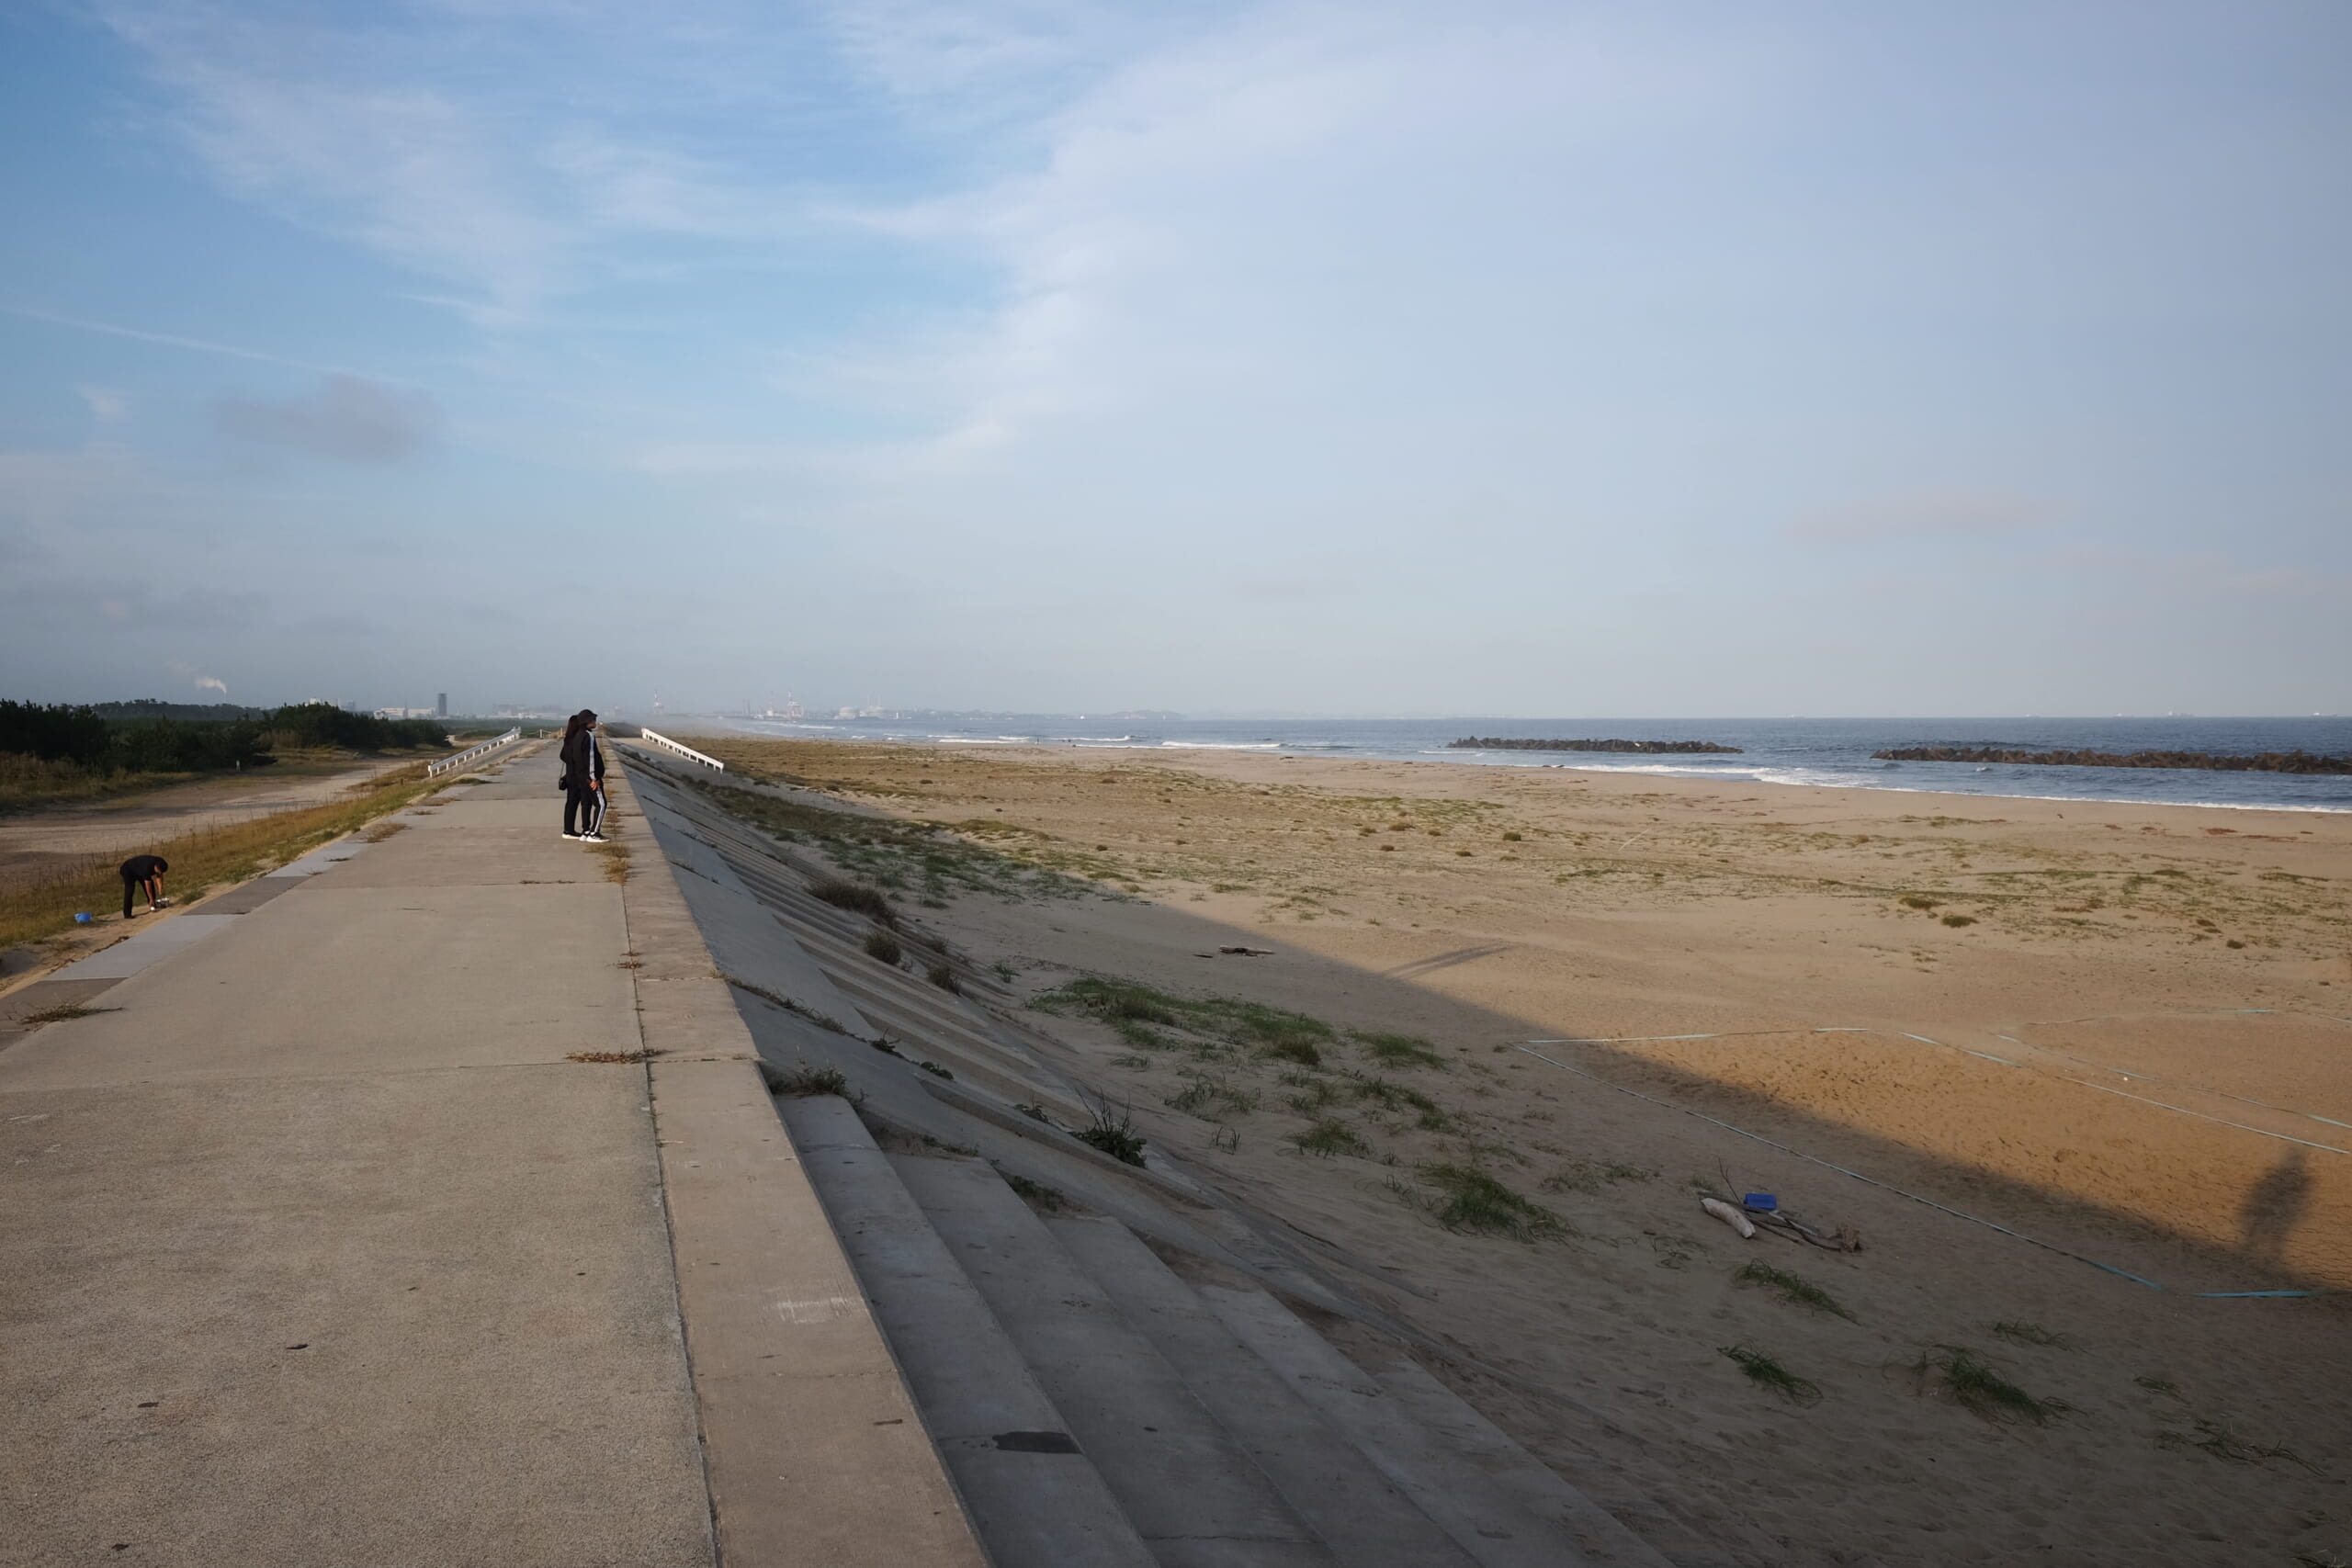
[607,753,993,1568]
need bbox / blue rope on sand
[1514,1042,2337,1300]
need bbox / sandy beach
[686,733,2349,1567]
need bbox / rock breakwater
[1873,747,2352,774]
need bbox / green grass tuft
[1351,1030,1450,1069]
[2158,1417,2318,1471]
[1912,1346,2069,1426]
[1003,1172,1069,1213]
[1166,1071,1257,1118]
[1074,1098,1148,1167]
[762,1061,854,1099]
[1719,1344,1822,1405]
[812,876,899,926]
[1417,1163,1567,1240]
[1292,1118,1372,1159]
[863,928,903,965]
[1541,1159,1654,1194]
[1735,1260,1857,1321]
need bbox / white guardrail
[426,727,523,777]
[639,728,726,770]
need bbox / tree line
[0,700,450,774]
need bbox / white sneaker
[582,833,607,843]
[561,832,582,840]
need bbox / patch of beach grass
[1075,1097,1148,1167]
[1719,1344,1822,1405]
[1348,1072,1451,1130]
[685,773,1107,905]
[863,928,903,965]
[1004,1172,1070,1213]
[567,1049,652,1064]
[762,1061,854,1099]
[1911,1346,2069,1426]
[813,875,898,926]
[1541,1159,1654,1194]
[1166,1070,1257,1119]
[1735,1260,1857,1321]
[1292,1117,1372,1159]
[2158,1417,2319,1472]
[1352,1030,1450,1069]
[1031,977,1337,1069]
[1417,1163,1567,1240]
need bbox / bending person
[119,853,168,919]
[559,710,608,842]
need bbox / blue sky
[3,1,2346,716]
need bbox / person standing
[119,853,168,919]
[559,710,607,841]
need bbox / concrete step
[891,1155,1339,1568]
[1198,1282,1598,1568]
[1370,1359,1682,1568]
[1051,1214,1485,1568]
[778,1095,1157,1568]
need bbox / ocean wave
[1743,769,2351,813]
[1159,740,1281,750]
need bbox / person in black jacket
[120,853,168,919]
[559,710,607,841]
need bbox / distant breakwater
[1450,738,1745,754]
[1873,747,2352,775]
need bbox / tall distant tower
[437,693,448,717]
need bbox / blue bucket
[1742,1191,1778,1212]
[74,912,92,925]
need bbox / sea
[718,716,2352,814]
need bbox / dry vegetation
[0,761,452,953]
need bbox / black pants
[565,783,604,836]
[122,874,147,918]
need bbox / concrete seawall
[0,743,981,1567]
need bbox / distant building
[373,706,438,719]
[437,693,447,717]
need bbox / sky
[2,1,2347,718]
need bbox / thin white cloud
[0,304,395,380]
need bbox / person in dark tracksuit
[120,853,168,919]
[559,710,607,841]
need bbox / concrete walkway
[1,746,979,1567]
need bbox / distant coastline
[1449,738,1744,755]
[723,716,2352,811]
[1874,746,2352,775]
